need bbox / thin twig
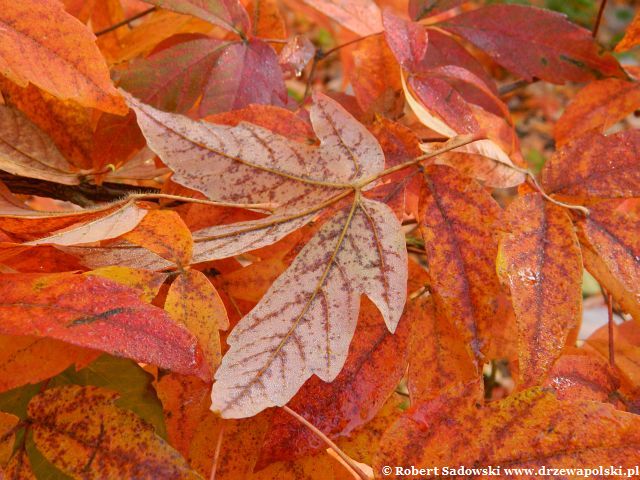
[261,38,290,44]
[127,193,276,212]
[95,6,157,36]
[300,54,319,105]
[357,135,478,187]
[524,175,590,215]
[282,406,370,480]
[499,78,539,96]
[593,0,608,38]
[605,291,616,367]
[320,32,381,58]
[209,424,225,480]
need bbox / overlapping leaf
[22,385,200,479]
[0,272,208,378]
[419,165,503,364]
[119,38,287,116]
[258,299,409,464]
[442,4,624,83]
[127,92,380,207]
[497,193,582,387]
[576,199,640,321]
[407,295,477,404]
[542,130,640,200]
[0,105,78,185]
[300,0,383,36]
[0,0,126,113]
[375,387,640,478]
[143,0,251,34]
[554,79,640,146]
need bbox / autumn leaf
[300,0,383,36]
[119,38,287,116]
[0,336,98,393]
[127,92,374,207]
[616,10,640,52]
[143,0,251,35]
[407,295,478,405]
[544,349,619,403]
[25,385,200,479]
[25,201,148,246]
[375,387,640,478]
[258,298,409,464]
[0,0,126,113]
[211,196,407,418]
[554,79,640,146]
[165,269,228,369]
[576,199,640,321]
[123,209,193,266]
[0,105,79,185]
[497,193,582,387]
[409,0,465,21]
[442,4,624,83]
[419,165,503,364]
[0,273,208,379]
[542,130,640,200]
[0,80,95,170]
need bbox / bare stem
[282,406,370,480]
[499,78,539,96]
[127,193,276,212]
[320,32,381,58]
[593,0,608,38]
[604,291,616,367]
[209,424,225,480]
[356,134,478,188]
[524,175,590,216]
[95,7,157,36]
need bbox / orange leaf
[542,130,640,200]
[554,79,640,146]
[407,295,477,404]
[544,349,619,403]
[124,209,193,266]
[0,0,126,114]
[156,374,272,478]
[165,269,228,370]
[616,10,640,52]
[576,199,640,321]
[300,0,383,36]
[0,105,78,185]
[419,165,503,364]
[375,387,640,478]
[27,385,200,479]
[498,193,582,387]
[0,336,98,393]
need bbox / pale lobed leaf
[127,92,384,208]
[191,210,315,264]
[211,197,407,418]
[0,105,78,185]
[61,241,174,271]
[26,202,147,246]
[62,209,316,270]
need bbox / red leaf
[442,4,624,83]
[0,273,209,379]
